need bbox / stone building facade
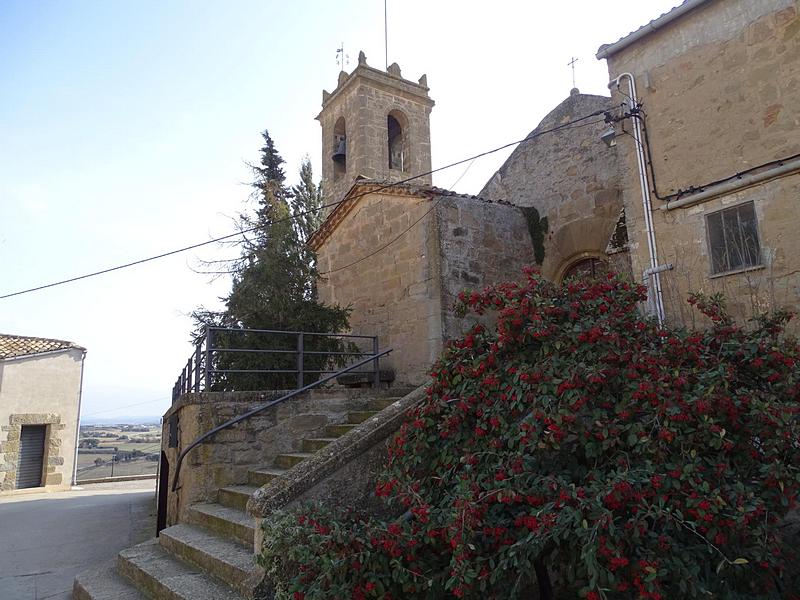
[480,89,630,282]
[310,181,533,386]
[597,0,800,326]
[0,334,86,492]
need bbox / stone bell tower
[317,51,435,208]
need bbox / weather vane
[336,43,349,70]
[568,56,579,89]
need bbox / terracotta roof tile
[0,333,84,359]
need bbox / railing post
[205,326,213,392]
[373,336,380,388]
[186,358,193,393]
[296,333,304,389]
[194,341,202,393]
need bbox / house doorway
[16,425,46,489]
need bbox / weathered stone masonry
[0,414,67,491]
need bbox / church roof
[308,178,506,250]
[0,333,84,360]
[596,0,711,59]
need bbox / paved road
[0,480,156,600]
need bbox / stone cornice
[317,63,433,121]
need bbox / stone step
[273,452,313,469]
[324,423,358,437]
[186,503,255,546]
[301,437,338,452]
[217,485,260,512]
[159,523,257,598]
[247,466,287,487]
[117,539,243,600]
[347,410,378,424]
[73,560,147,600]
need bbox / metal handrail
[172,327,381,400]
[171,348,392,492]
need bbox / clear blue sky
[0,1,678,421]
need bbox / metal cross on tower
[568,56,579,89]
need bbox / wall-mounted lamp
[600,127,617,148]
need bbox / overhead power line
[320,116,606,275]
[80,396,171,418]
[0,109,606,300]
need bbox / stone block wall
[0,348,84,492]
[162,388,406,525]
[315,188,443,386]
[314,186,539,386]
[605,0,800,326]
[480,91,628,283]
[435,195,536,341]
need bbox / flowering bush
[259,269,800,599]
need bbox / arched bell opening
[387,110,409,172]
[332,117,347,181]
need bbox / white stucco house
[0,333,86,492]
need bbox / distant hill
[81,415,162,426]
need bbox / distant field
[77,452,116,468]
[77,423,161,481]
[76,457,157,481]
[94,441,161,453]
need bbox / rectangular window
[706,201,762,275]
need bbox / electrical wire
[320,116,607,275]
[321,199,442,275]
[80,396,171,418]
[0,109,607,300]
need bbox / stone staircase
[74,396,398,600]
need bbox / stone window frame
[0,413,65,491]
[387,109,410,173]
[705,200,764,278]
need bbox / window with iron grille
[706,201,762,275]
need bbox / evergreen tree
[291,155,323,247]
[193,131,351,391]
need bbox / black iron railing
[172,327,381,400]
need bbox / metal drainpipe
[643,264,674,318]
[72,349,87,487]
[610,72,666,325]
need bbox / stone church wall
[605,0,800,326]
[434,195,535,341]
[480,91,628,283]
[315,189,444,386]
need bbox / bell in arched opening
[332,135,346,163]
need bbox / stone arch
[539,215,615,283]
[387,109,409,172]
[332,116,347,181]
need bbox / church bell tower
[317,51,434,207]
